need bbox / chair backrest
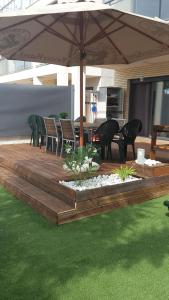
[59,119,75,141]
[121,119,142,143]
[28,114,37,130]
[36,115,46,135]
[48,114,59,120]
[74,116,86,122]
[96,119,119,144]
[43,117,58,137]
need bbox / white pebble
[59,174,141,191]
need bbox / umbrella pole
[79,12,84,147]
[79,55,84,147]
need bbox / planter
[59,174,141,191]
[59,174,145,203]
[58,173,169,206]
[128,162,169,178]
[56,173,169,223]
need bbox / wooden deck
[0,143,169,224]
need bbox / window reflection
[153,81,169,138]
[0,0,38,11]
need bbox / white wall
[110,0,134,12]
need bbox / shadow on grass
[0,187,169,299]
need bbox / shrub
[59,112,68,119]
[64,144,99,183]
[112,166,136,182]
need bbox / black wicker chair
[112,119,142,163]
[93,119,119,160]
[28,114,46,147]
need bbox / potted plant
[59,112,68,119]
[63,144,99,182]
[60,146,140,191]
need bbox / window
[0,0,38,12]
[14,60,31,72]
[134,0,169,20]
[153,81,169,127]
[160,0,169,20]
[134,0,160,18]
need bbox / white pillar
[57,67,68,86]
[99,68,115,87]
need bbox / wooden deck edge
[58,183,169,224]
[0,159,75,207]
[0,177,58,224]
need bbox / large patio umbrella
[1,2,169,145]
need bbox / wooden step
[0,166,75,224]
[0,156,75,207]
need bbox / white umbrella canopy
[1,2,169,144]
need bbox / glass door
[153,81,169,138]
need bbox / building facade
[109,0,169,137]
[0,0,113,120]
[1,0,169,133]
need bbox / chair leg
[73,141,76,151]
[30,132,33,146]
[101,145,105,160]
[132,143,136,160]
[45,136,48,152]
[56,138,58,155]
[40,135,44,149]
[51,137,54,152]
[60,139,64,157]
[107,142,112,160]
[118,141,126,163]
[124,144,127,161]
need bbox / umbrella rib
[36,19,78,47]
[106,24,126,37]
[67,16,79,66]
[9,13,68,60]
[100,11,169,48]
[62,21,79,47]
[88,12,129,64]
[83,13,90,44]
[0,15,44,34]
[86,24,125,46]
[85,13,124,46]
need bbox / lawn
[0,186,169,300]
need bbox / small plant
[113,166,136,182]
[59,112,68,119]
[64,144,99,183]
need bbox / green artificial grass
[0,186,169,300]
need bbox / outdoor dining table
[74,122,98,135]
[73,122,99,143]
[150,124,169,159]
[74,122,98,129]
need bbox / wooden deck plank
[0,143,169,225]
[0,166,75,224]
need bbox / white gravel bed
[135,159,162,166]
[59,174,141,191]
